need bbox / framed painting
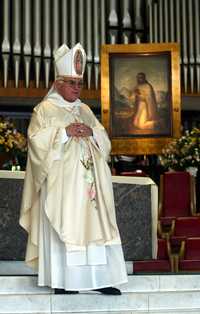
[101,43,181,155]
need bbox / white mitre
[54,43,86,79]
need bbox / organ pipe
[2,0,10,87]
[13,0,22,88]
[43,0,51,88]
[33,0,42,88]
[23,0,31,88]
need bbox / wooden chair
[158,171,196,239]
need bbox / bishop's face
[54,78,83,102]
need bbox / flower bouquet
[0,117,27,169]
[159,128,200,172]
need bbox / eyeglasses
[58,79,84,89]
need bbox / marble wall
[114,183,152,260]
[0,179,27,260]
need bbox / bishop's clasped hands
[65,122,93,138]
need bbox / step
[0,260,133,275]
[1,292,200,314]
[0,275,200,313]
[0,261,38,276]
[1,274,200,294]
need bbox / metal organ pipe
[108,0,118,27]
[175,0,182,87]
[188,1,195,65]
[23,0,31,88]
[122,0,131,29]
[163,0,169,42]
[43,0,51,88]
[13,0,22,88]
[52,0,60,79]
[61,0,69,45]
[52,0,60,54]
[121,31,131,44]
[23,0,31,56]
[86,0,92,89]
[2,0,10,87]
[43,1,51,56]
[188,0,195,93]
[78,0,85,46]
[169,0,175,42]
[153,2,158,43]
[13,0,21,55]
[33,0,42,88]
[148,0,153,43]
[86,0,93,62]
[70,0,76,46]
[181,0,188,65]
[2,0,10,53]
[122,0,132,44]
[194,0,200,64]
[33,4,41,50]
[100,0,106,45]
[194,0,200,93]
[175,0,181,44]
[181,0,188,93]
[108,0,118,44]
[94,0,100,90]
[134,0,144,31]
[158,0,163,43]
[93,0,100,64]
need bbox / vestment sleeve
[27,107,64,192]
[86,108,111,161]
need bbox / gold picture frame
[101,43,181,155]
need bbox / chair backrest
[159,171,193,218]
[174,217,200,237]
[184,238,200,260]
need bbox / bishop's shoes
[54,287,121,295]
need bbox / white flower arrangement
[159,128,200,171]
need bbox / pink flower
[88,185,96,200]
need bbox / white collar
[44,85,81,111]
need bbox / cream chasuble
[20,90,127,289]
